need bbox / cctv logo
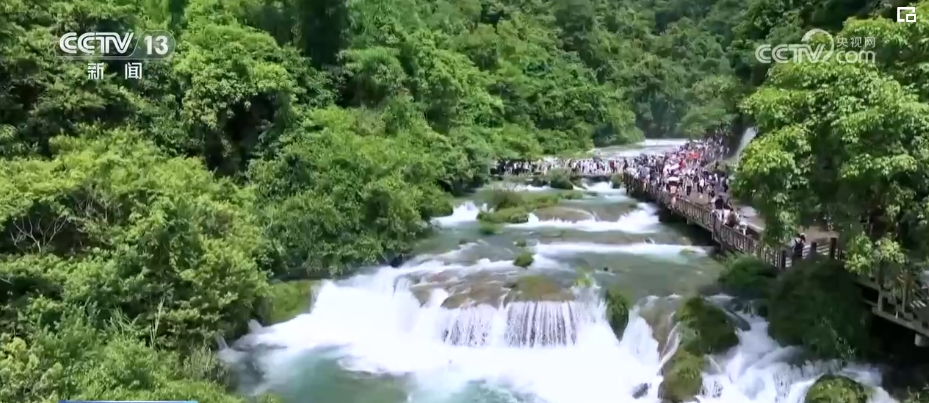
[58,32,135,57]
[897,7,917,23]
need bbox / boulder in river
[804,375,869,403]
[659,349,705,403]
[675,296,739,355]
[658,296,739,402]
[503,275,574,303]
[513,251,534,268]
[604,286,631,336]
[631,382,650,399]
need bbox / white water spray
[226,264,895,403]
[733,127,758,160]
[512,203,660,233]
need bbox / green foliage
[733,3,929,274]
[658,297,736,402]
[804,375,869,403]
[478,222,500,235]
[718,255,778,300]
[675,296,739,355]
[487,189,526,210]
[0,132,269,347]
[478,208,530,224]
[766,260,871,361]
[604,286,631,336]
[256,281,316,325]
[659,350,705,403]
[478,189,577,224]
[0,310,262,403]
[611,174,624,189]
[513,251,534,268]
[573,270,596,288]
[546,169,576,190]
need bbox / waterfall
[222,263,896,403]
[734,127,758,160]
[438,301,589,347]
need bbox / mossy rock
[478,207,530,224]
[604,286,631,336]
[545,169,575,190]
[610,174,624,189]
[487,189,526,210]
[767,259,870,361]
[504,275,573,303]
[659,349,706,403]
[478,221,500,235]
[513,251,534,268]
[530,175,548,187]
[676,296,739,355]
[804,375,869,403]
[573,270,595,288]
[256,280,316,325]
[514,240,527,247]
[549,176,574,190]
[561,190,584,200]
[429,200,455,217]
[718,254,778,299]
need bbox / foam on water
[228,265,895,403]
[533,241,707,263]
[582,181,629,200]
[434,202,483,227]
[511,203,660,233]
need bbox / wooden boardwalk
[622,175,929,341]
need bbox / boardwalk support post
[778,250,787,270]
[829,238,837,259]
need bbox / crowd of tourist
[491,158,623,177]
[490,136,815,258]
[623,137,748,234]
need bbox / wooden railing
[623,175,929,336]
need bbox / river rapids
[220,140,897,403]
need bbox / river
[221,140,896,403]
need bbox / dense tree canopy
[733,0,929,279]
[2,0,927,399]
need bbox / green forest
[1,0,928,399]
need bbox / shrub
[488,189,525,210]
[718,254,778,300]
[804,375,869,403]
[767,259,871,361]
[478,221,500,235]
[546,169,575,190]
[604,286,631,336]
[513,251,534,268]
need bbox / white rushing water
[733,127,758,160]
[228,140,896,403]
[513,203,660,233]
[228,263,894,403]
[434,202,483,227]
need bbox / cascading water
[513,203,660,233]
[223,141,898,403]
[734,127,758,160]
[224,260,895,403]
